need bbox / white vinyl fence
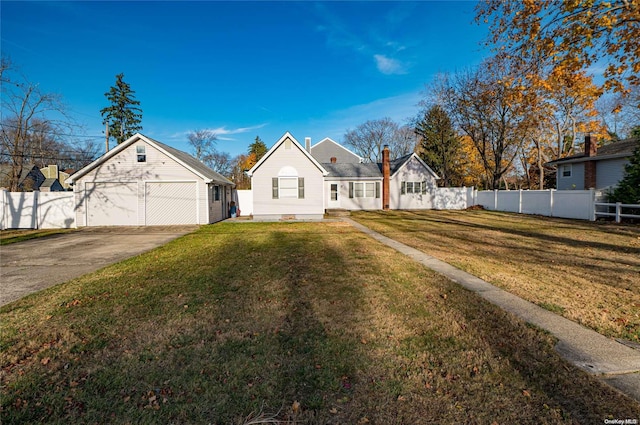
[472,189,608,221]
[1,190,76,230]
[237,190,253,217]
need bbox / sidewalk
[344,217,640,403]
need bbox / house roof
[310,138,363,163]
[247,132,328,177]
[66,133,233,185]
[145,135,233,185]
[322,162,382,178]
[547,137,639,165]
[40,178,61,188]
[385,153,440,180]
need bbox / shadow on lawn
[373,210,640,257]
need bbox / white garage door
[86,182,138,226]
[145,182,197,225]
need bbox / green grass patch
[0,228,76,245]
[1,221,638,423]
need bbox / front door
[328,183,340,209]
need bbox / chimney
[305,137,311,152]
[585,133,597,157]
[382,145,390,210]
[583,134,597,188]
[330,157,337,163]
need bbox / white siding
[252,137,325,219]
[325,179,381,210]
[596,158,628,189]
[389,157,438,209]
[73,140,213,225]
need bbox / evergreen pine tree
[249,136,268,161]
[415,105,462,187]
[611,142,640,204]
[100,73,142,145]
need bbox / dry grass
[0,228,75,245]
[351,210,640,342]
[1,221,639,423]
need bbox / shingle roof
[388,154,413,175]
[547,137,639,165]
[321,162,382,178]
[146,136,233,185]
[40,178,59,188]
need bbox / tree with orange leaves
[476,0,640,99]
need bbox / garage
[86,182,138,226]
[67,133,234,226]
[145,182,197,225]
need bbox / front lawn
[1,221,638,423]
[351,210,640,342]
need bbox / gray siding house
[66,133,234,226]
[548,136,639,190]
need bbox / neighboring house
[66,133,234,226]
[547,135,639,190]
[0,164,47,192]
[310,137,363,163]
[248,132,440,219]
[39,178,64,192]
[41,165,71,190]
[247,132,328,220]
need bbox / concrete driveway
[0,226,198,307]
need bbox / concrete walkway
[344,217,640,403]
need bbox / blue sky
[2,1,490,158]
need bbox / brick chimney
[584,133,597,157]
[583,134,597,188]
[330,157,337,163]
[382,145,390,210]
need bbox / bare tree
[187,129,218,162]
[1,61,72,191]
[431,58,532,189]
[343,117,415,163]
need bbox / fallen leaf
[292,400,300,414]
[41,357,50,365]
[329,408,338,414]
[522,389,531,397]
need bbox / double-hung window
[561,165,572,178]
[136,145,146,163]
[272,177,304,199]
[401,181,428,195]
[349,182,380,198]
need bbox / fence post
[519,189,523,214]
[550,189,554,217]
[616,202,622,223]
[589,188,596,221]
[0,189,6,230]
[494,189,498,210]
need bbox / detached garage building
[66,133,234,226]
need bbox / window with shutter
[272,178,279,199]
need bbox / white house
[247,132,328,220]
[247,133,441,219]
[66,133,234,226]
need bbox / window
[401,181,428,195]
[349,182,380,198]
[330,184,338,201]
[213,185,220,201]
[561,165,572,178]
[272,177,304,199]
[136,145,146,162]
